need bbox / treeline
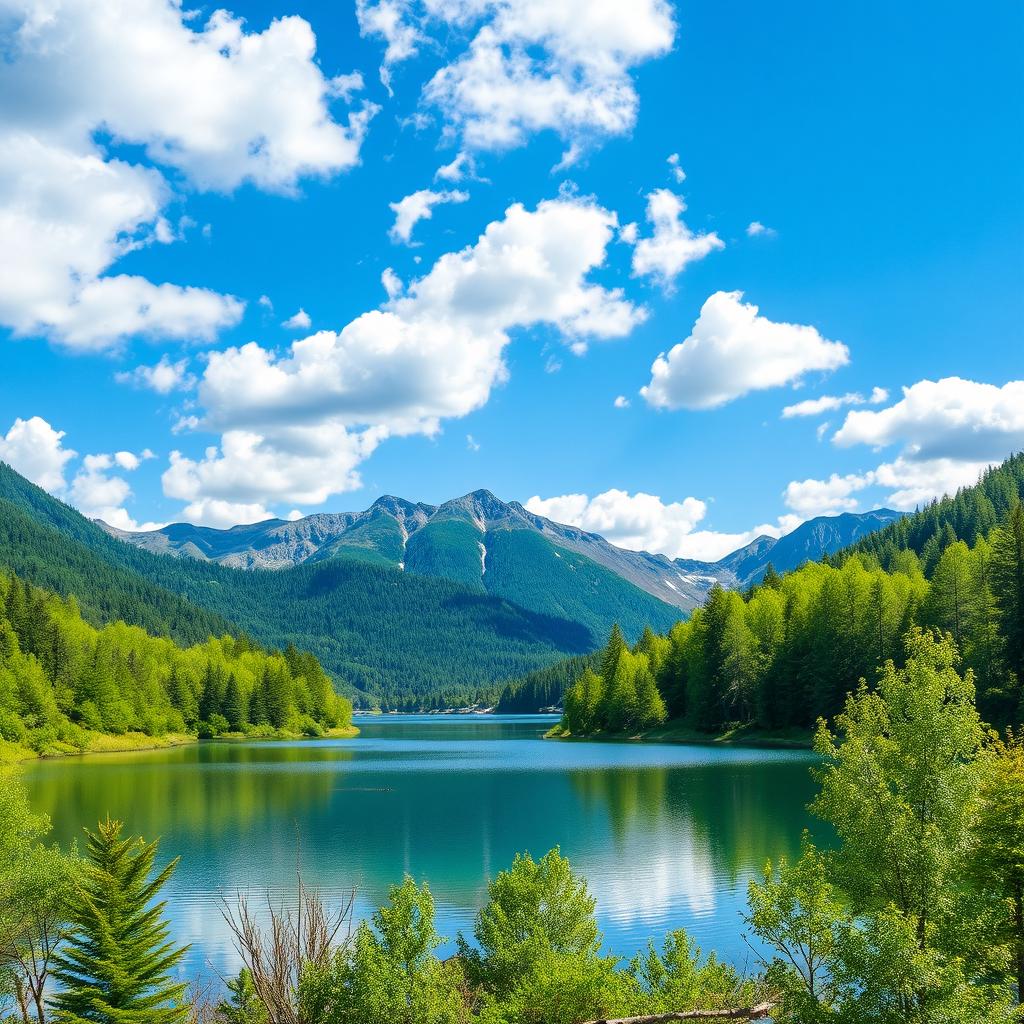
[0,571,352,754]
[852,451,1024,571]
[495,653,598,713]
[563,503,1024,736]
[3,631,1021,1022]
[0,464,596,709]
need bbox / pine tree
[599,624,627,686]
[50,818,189,1023]
[224,673,247,733]
[992,504,1024,686]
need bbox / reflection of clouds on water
[24,719,818,978]
[592,828,718,928]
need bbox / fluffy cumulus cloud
[782,387,888,419]
[115,355,196,394]
[68,450,162,531]
[630,189,723,286]
[783,472,873,518]
[0,416,77,491]
[813,377,1024,510]
[526,488,800,562]
[389,188,469,244]
[0,414,160,529]
[357,0,675,163]
[833,378,1024,460]
[167,197,645,522]
[641,291,850,411]
[0,0,374,349]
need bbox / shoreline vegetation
[545,721,812,749]
[0,724,361,764]
[3,630,1021,1022]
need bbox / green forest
[559,455,1024,739]
[0,571,353,758]
[2,629,1021,1022]
[0,462,673,709]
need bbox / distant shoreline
[2,724,361,764]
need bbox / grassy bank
[546,719,812,749]
[0,724,361,764]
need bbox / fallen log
[580,1002,776,1024]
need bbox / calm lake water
[23,715,818,983]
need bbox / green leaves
[50,818,189,1024]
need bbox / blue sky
[1,0,1021,560]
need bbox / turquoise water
[23,715,818,982]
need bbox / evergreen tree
[599,624,626,686]
[224,673,247,732]
[50,818,189,1024]
[992,504,1024,685]
[216,968,267,1024]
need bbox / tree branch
[580,1002,776,1024]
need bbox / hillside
[0,569,352,758]
[0,464,680,707]
[849,453,1024,571]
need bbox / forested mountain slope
[0,464,679,707]
[849,452,1024,570]
[104,487,905,609]
[0,570,352,756]
[560,453,1024,736]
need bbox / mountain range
[102,493,902,601]
[0,460,899,707]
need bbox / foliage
[0,463,680,710]
[0,769,79,1024]
[747,631,1018,1023]
[0,571,352,752]
[562,493,1024,736]
[50,818,189,1024]
[302,878,469,1024]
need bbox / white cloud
[64,448,163,531]
[666,153,685,184]
[525,487,800,562]
[434,151,475,182]
[527,490,707,558]
[116,355,196,394]
[176,498,279,530]
[359,0,675,163]
[170,197,644,521]
[630,189,723,287]
[613,395,630,409]
[389,188,469,244]
[815,377,1024,511]
[0,0,374,349]
[0,416,76,492]
[258,295,274,311]
[833,378,1024,461]
[783,472,872,518]
[466,434,481,451]
[782,387,888,419]
[381,268,405,301]
[641,291,850,411]
[282,308,313,330]
[0,136,244,350]
[618,222,638,245]
[746,220,776,238]
[869,457,995,511]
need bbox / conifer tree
[224,673,247,733]
[599,625,626,686]
[992,504,1024,685]
[50,818,189,1024]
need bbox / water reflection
[24,717,817,981]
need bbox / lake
[23,715,819,984]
